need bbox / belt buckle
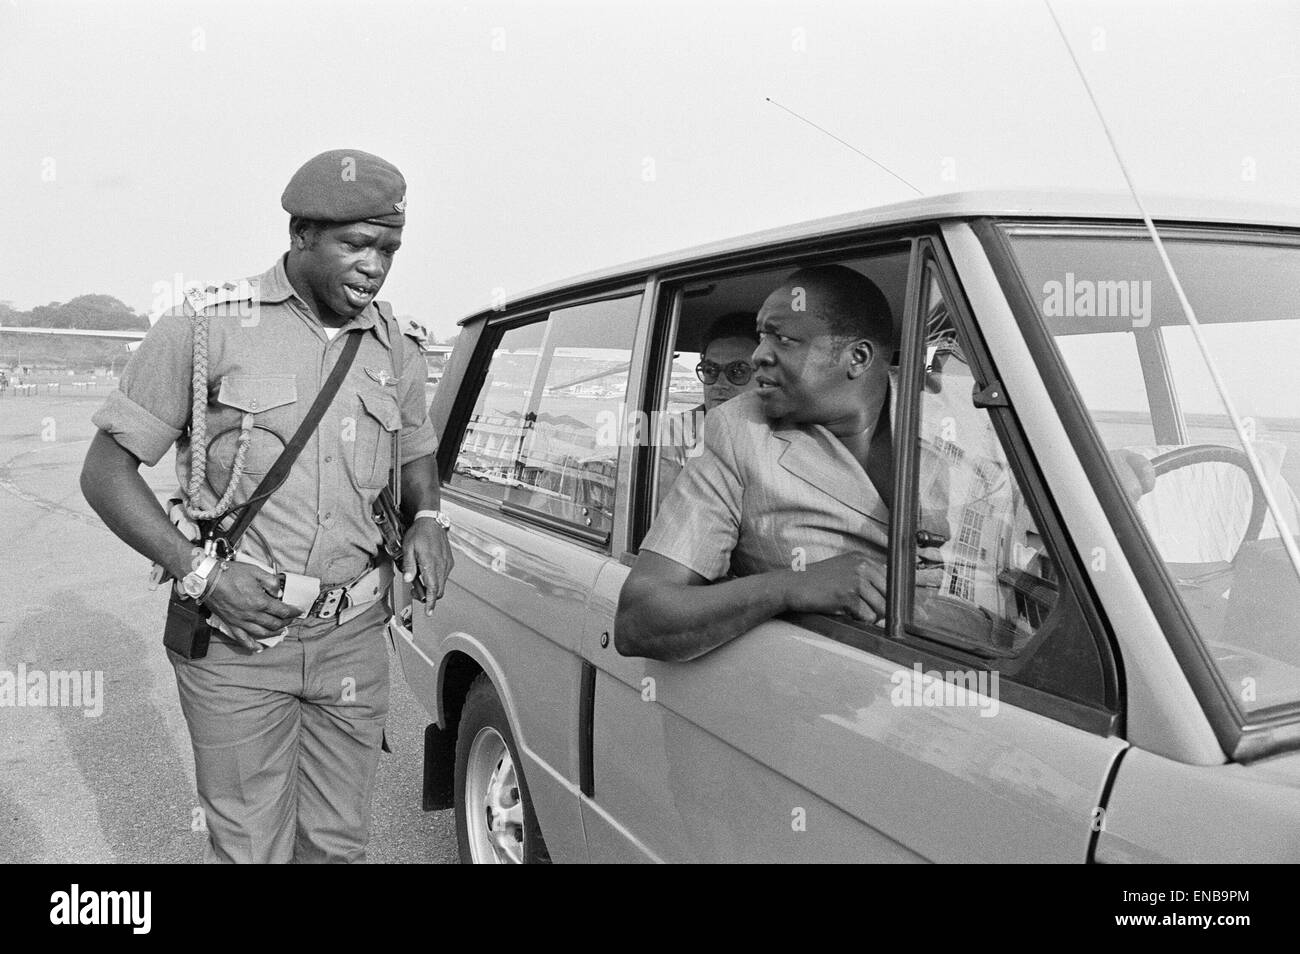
[313,585,347,620]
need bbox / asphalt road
[0,389,457,863]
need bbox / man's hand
[203,563,302,651]
[402,518,454,616]
[1111,448,1156,503]
[784,553,887,623]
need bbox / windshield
[1003,223,1300,717]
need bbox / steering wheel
[1148,443,1268,557]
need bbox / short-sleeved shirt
[640,389,950,580]
[92,255,437,585]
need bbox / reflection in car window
[1007,226,1300,715]
[904,258,1109,709]
[450,294,641,541]
[653,346,706,507]
[910,264,1061,654]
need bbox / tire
[454,674,551,864]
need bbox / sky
[1,0,1297,339]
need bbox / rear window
[449,293,641,543]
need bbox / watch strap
[414,509,450,527]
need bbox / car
[391,190,1300,863]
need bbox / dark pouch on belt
[164,592,213,660]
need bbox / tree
[0,295,147,369]
[26,295,148,331]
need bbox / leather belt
[308,561,394,623]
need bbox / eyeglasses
[695,359,755,386]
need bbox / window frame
[978,216,1300,760]
[440,283,646,553]
[631,233,918,550]
[892,240,1120,724]
[628,226,1122,735]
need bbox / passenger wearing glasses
[656,313,759,502]
[623,262,1161,665]
[621,265,911,661]
[695,312,760,412]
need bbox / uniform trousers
[168,599,391,863]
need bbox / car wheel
[454,674,551,864]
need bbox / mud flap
[423,722,456,811]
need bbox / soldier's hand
[783,553,887,624]
[403,518,454,616]
[205,563,301,650]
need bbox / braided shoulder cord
[184,303,253,521]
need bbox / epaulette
[399,316,430,345]
[182,280,257,318]
[376,300,428,346]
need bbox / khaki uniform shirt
[92,256,438,586]
[641,389,950,580]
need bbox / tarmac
[0,388,456,863]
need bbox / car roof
[458,189,1300,325]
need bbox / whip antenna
[765,97,923,196]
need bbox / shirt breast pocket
[212,375,298,478]
[353,389,401,489]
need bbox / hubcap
[465,726,525,863]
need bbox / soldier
[81,148,454,863]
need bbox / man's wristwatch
[414,509,452,531]
[181,551,220,601]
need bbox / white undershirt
[323,326,341,340]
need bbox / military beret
[281,148,407,227]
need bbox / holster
[373,486,404,562]
[163,590,213,660]
[374,486,426,602]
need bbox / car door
[404,290,642,860]
[580,237,1128,863]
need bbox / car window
[450,293,641,543]
[1053,331,1155,446]
[650,248,911,513]
[1005,225,1300,717]
[653,342,707,508]
[904,257,1110,709]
